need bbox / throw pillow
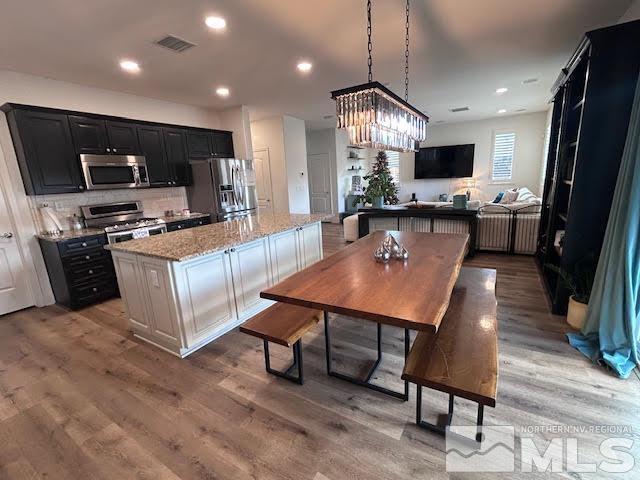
[493,192,504,203]
[499,190,519,204]
[516,187,537,203]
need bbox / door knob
[1,232,13,238]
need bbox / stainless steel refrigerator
[187,158,258,222]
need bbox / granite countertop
[106,213,329,262]
[37,228,105,242]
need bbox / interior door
[0,183,33,315]
[253,148,273,213]
[307,153,332,214]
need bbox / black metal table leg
[323,310,409,401]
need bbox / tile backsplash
[28,187,189,232]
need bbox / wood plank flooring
[1,223,638,479]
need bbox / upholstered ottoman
[343,213,360,242]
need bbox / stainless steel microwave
[80,154,150,190]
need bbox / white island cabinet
[108,216,324,358]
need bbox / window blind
[492,132,516,181]
[385,151,400,184]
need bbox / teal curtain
[567,76,640,379]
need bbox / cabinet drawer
[67,261,115,286]
[63,247,110,267]
[58,235,107,257]
[70,277,118,307]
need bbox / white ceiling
[0,0,633,129]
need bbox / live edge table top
[261,231,469,332]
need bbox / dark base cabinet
[165,215,212,232]
[39,235,118,310]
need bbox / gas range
[80,201,167,244]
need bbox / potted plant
[547,256,596,330]
[355,151,399,208]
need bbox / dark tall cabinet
[536,20,640,313]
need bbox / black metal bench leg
[324,311,409,401]
[476,404,484,443]
[416,385,486,444]
[263,339,304,385]
[416,385,454,434]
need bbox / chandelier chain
[405,0,410,101]
[367,0,373,82]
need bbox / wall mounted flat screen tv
[414,144,475,179]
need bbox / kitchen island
[106,213,326,357]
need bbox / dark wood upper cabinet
[163,128,192,186]
[68,115,109,154]
[211,131,234,158]
[1,103,232,194]
[106,121,141,155]
[7,109,84,195]
[137,125,171,186]
[186,129,234,159]
[186,130,212,159]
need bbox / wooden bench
[402,267,498,442]
[240,303,321,384]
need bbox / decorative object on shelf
[410,192,418,203]
[452,194,468,209]
[355,150,400,207]
[438,193,449,202]
[350,175,364,195]
[546,256,595,330]
[330,0,428,152]
[373,234,409,263]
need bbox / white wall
[398,111,548,202]
[251,116,289,213]
[251,115,310,214]
[305,127,350,215]
[283,116,310,214]
[619,0,640,22]
[0,70,226,306]
[218,105,253,159]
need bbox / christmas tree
[360,150,399,205]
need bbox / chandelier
[331,0,428,152]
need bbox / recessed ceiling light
[297,61,312,73]
[215,86,230,97]
[495,87,508,94]
[497,109,507,114]
[205,16,226,30]
[119,60,140,73]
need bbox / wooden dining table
[260,230,469,400]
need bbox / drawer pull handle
[88,270,94,274]
[92,287,98,292]
[81,242,87,247]
[85,255,91,260]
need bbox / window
[385,150,400,184]
[491,132,516,182]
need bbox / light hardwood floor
[1,223,638,479]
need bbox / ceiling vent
[449,106,470,113]
[155,35,196,53]
[522,78,539,84]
